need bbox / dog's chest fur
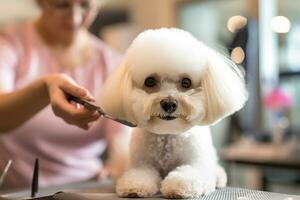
[146,133,186,176]
[131,127,213,177]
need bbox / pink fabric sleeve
[0,32,18,92]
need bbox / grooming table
[1,187,300,200]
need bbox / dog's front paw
[216,165,227,188]
[160,166,216,199]
[116,168,161,198]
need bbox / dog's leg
[216,164,227,188]
[116,166,161,197]
[160,165,218,199]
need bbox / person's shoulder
[0,21,32,44]
[89,34,122,57]
[89,34,123,61]
[88,34,124,73]
[1,21,30,35]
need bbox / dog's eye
[144,77,157,87]
[181,78,192,89]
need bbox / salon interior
[0,0,300,198]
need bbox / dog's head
[100,28,247,134]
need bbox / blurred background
[1,0,300,195]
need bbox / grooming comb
[68,95,137,128]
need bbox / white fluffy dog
[100,28,247,198]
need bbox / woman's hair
[35,0,108,7]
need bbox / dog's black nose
[160,99,177,113]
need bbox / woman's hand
[44,74,101,130]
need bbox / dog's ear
[200,47,248,125]
[99,61,135,122]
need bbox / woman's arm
[0,77,48,132]
[0,74,100,133]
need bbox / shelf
[279,71,300,78]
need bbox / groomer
[0,0,126,192]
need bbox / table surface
[2,187,300,200]
[0,179,114,199]
[220,139,300,169]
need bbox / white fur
[100,28,247,198]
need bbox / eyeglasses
[42,0,95,16]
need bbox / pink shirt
[0,22,124,192]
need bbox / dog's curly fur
[100,28,247,198]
